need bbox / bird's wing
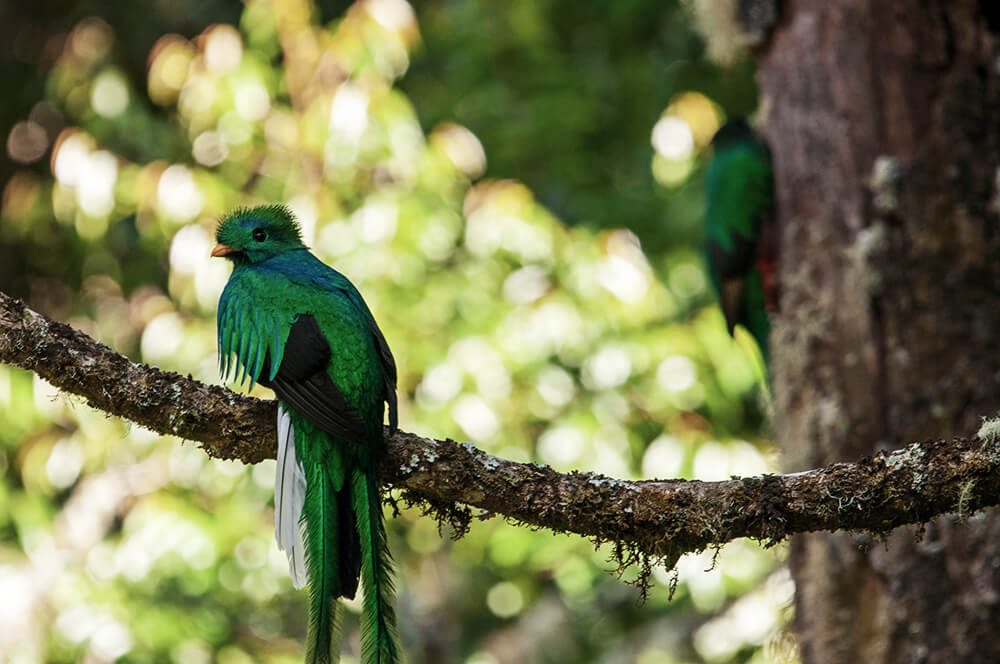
[260,313,368,442]
[706,224,758,280]
[366,315,398,433]
[263,253,397,433]
[705,147,772,269]
[311,266,398,433]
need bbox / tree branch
[2,290,998,569]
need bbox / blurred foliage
[0,1,791,663]
[399,0,758,255]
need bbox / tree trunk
[761,2,1000,662]
[5,3,1000,659]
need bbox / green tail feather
[742,268,771,367]
[351,468,399,664]
[303,462,343,664]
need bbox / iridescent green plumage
[215,205,398,664]
[704,119,775,363]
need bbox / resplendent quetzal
[704,118,776,362]
[212,205,399,664]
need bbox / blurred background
[0,1,792,662]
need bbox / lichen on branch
[2,289,999,581]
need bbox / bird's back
[261,251,386,422]
[705,137,772,264]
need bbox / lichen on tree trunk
[761,1,1000,661]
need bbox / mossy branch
[2,289,999,572]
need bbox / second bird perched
[704,118,776,364]
[213,205,399,664]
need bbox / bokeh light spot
[582,345,632,390]
[46,438,84,489]
[367,0,417,31]
[418,213,459,261]
[353,200,398,244]
[536,366,575,407]
[204,25,243,73]
[218,111,253,145]
[76,150,118,219]
[652,153,695,187]
[669,260,707,300]
[692,441,731,482]
[657,355,697,392]
[651,115,695,161]
[537,425,585,466]
[486,581,524,618]
[71,17,112,61]
[157,165,204,222]
[148,36,194,105]
[179,75,217,118]
[599,254,648,303]
[503,265,550,305]
[91,70,129,117]
[170,224,213,276]
[434,123,487,178]
[6,121,48,164]
[667,91,723,147]
[641,434,685,479]
[599,229,651,302]
[451,394,500,442]
[192,131,229,166]
[172,639,214,664]
[90,619,134,660]
[141,312,184,362]
[234,80,270,122]
[416,362,463,408]
[52,130,93,187]
[317,220,359,258]
[329,83,369,142]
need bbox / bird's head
[212,205,305,264]
[710,118,754,150]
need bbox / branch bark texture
[1,289,998,567]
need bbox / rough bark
[2,290,1000,581]
[760,1,1000,661]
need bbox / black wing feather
[259,314,367,442]
[366,317,398,433]
[707,231,757,281]
[338,484,362,598]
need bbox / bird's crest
[216,204,303,244]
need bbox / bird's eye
[252,228,267,242]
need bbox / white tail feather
[275,406,308,588]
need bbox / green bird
[704,118,777,362]
[212,205,399,664]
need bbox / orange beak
[211,244,239,257]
